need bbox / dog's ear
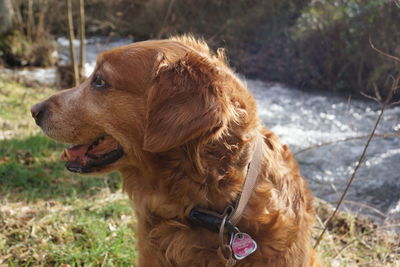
[143,52,224,152]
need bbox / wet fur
[34,35,321,266]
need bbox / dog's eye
[92,76,108,89]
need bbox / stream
[250,80,400,224]
[4,37,400,225]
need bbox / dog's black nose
[31,102,46,125]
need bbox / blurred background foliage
[0,0,399,97]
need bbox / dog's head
[31,38,237,174]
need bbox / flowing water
[249,80,400,223]
[5,38,400,224]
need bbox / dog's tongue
[61,136,121,166]
[61,144,90,165]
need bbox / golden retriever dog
[31,36,321,266]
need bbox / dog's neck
[120,129,257,221]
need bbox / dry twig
[79,0,86,80]
[295,133,399,155]
[369,37,400,65]
[27,0,33,42]
[66,0,79,86]
[157,0,176,39]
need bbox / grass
[314,199,400,266]
[0,75,399,266]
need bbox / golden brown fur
[33,35,321,266]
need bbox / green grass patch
[41,199,136,266]
[1,195,136,266]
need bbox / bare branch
[389,100,400,107]
[377,224,400,230]
[360,91,380,104]
[369,37,400,65]
[395,0,400,9]
[343,200,386,218]
[372,83,382,102]
[27,0,33,42]
[79,0,86,80]
[157,0,176,39]
[207,21,231,43]
[295,133,400,156]
[66,0,79,86]
[385,75,400,105]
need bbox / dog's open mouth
[61,135,123,173]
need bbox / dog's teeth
[61,149,70,160]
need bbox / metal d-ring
[218,206,236,266]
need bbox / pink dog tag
[230,232,257,260]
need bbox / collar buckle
[188,206,237,235]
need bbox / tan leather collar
[229,132,263,225]
[188,132,264,230]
